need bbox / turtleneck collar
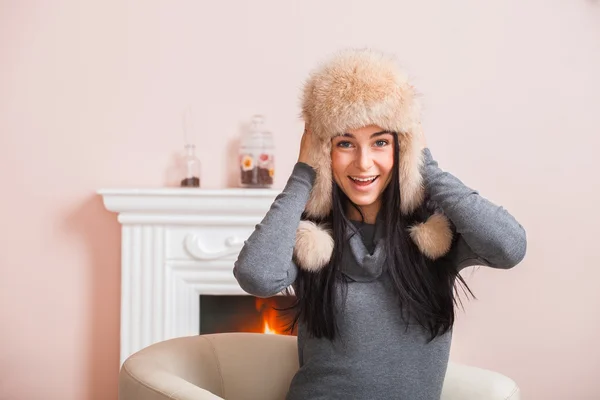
[340,215,388,282]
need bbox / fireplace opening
[199,295,298,336]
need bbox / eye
[374,139,389,147]
[336,140,354,149]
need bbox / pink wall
[1,1,599,399]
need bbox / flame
[263,320,277,334]
[257,298,278,334]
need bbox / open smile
[348,175,379,189]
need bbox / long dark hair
[284,132,474,342]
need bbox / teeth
[350,176,377,182]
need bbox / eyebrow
[341,130,393,139]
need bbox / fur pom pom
[294,220,334,272]
[409,213,453,260]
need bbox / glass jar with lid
[239,115,275,188]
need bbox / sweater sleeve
[422,148,527,271]
[233,162,316,297]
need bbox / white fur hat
[294,48,453,271]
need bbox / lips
[349,175,378,188]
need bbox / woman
[233,49,526,400]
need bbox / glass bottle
[180,143,201,187]
[239,115,275,188]
[179,106,201,188]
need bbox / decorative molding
[183,234,245,260]
[98,188,280,365]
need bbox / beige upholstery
[119,333,520,400]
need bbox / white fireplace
[98,188,279,365]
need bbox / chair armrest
[119,359,223,400]
[441,362,520,400]
[119,336,226,400]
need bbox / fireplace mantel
[98,188,280,365]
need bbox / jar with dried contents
[239,115,274,188]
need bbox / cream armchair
[118,333,520,400]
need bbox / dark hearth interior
[199,295,297,336]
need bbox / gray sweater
[233,148,526,400]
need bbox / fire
[263,320,277,334]
[257,297,279,335]
[256,297,291,335]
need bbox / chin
[343,188,384,207]
[348,195,379,207]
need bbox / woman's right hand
[298,124,316,168]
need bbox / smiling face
[331,125,395,222]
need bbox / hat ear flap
[304,138,332,219]
[398,125,426,215]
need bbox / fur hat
[293,48,453,272]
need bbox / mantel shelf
[98,187,281,216]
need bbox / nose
[355,147,373,171]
